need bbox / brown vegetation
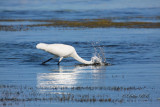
[0,18,160,31]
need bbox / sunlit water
[0,0,160,107]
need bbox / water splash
[91,42,107,65]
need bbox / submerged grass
[0,84,153,106]
[0,18,160,31]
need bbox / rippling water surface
[0,0,160,107]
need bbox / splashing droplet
[91,42,108,65]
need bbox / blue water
[0,0,160,107]
[0,0,160,21]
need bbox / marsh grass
[0,18,160,31]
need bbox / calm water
[0,0,160,21]
[0,0,160,107]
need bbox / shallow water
[0,0,160,107]
[0,28,160,107]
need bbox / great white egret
[36,43,101,65]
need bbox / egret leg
[42,58,53,64]
[58,57,63,65]
[41,56,58,64]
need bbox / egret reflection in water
[36,65,107,92]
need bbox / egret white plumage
[36,43,101,65]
